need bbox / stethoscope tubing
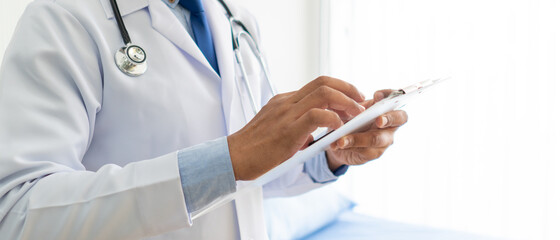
[109,0,131,45]
[218,0,277,114]
[235,48,259,114]
[110,0,276,116]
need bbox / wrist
[227,132,272,181]
[325,150,346,172]
[227,133,246,181]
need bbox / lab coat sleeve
[0,2,192,239]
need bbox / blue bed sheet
[301,211,504,240]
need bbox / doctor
[0,0,408,239]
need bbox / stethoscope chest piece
[115,44,147,77]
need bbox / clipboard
[253,77,448,186]
[191,78,448,219]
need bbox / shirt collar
[162,0,180,9]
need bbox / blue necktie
[180,0,220,75]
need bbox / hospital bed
[264,186,503,240]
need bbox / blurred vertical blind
[325,0,560,239]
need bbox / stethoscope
[110,0,147,77]
[110,0,277,115]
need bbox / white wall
[0,0,319,92]
[326,1,560,240]
[232,0,321,92]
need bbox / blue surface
[265,187,355,240]
[301,211,504,240]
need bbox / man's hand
[227,76,365,180]
[325,89,408,171]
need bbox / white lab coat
[0,0,325,239]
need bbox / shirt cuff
[304,151,349,184]
[177,136,236,214]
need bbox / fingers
[300,135,315,150]
[334,128,396,149]
[292,76,365,103]
[293,85,365,118]
[361,89,395,109]
[375,110,408,128]
[292,108,344,136]
[331,110,407,149]
[373,89,394,103]
[332,109,354,122]
[348,147,387,162]
[331,109,408,150]
[360,99,376,110]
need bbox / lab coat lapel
[207,2,269,240]
[206,0,245,134]
[147,0,218,77]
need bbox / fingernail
[380,116,388,127]
[359,91,366,100]
[359,105,366,111]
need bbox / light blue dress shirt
[164,0,345,213]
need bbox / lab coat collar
[99,0,241,132]
[99,0,149,19]
[148,0,220,78]
[98,0,221,78]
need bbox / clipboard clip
[400,78,449,94]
